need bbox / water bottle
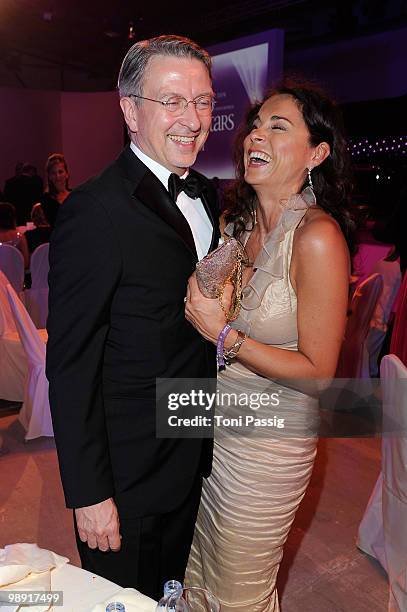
[155,580,191,611]
[106,603,125,612]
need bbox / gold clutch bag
[196,238,246,321]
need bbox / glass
[182,586,221,611]
[130,94,215,115]
[155,580,190,611]
[105,603,125,612]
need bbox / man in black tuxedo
[46,35,219,600]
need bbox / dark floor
[0,410,388,611]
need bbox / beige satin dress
[186,188,319,611]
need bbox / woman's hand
[185,274,234,344]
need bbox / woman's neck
[255,182,302,235]
[255,190,289,235]
[56,190,69,203]
[255,204,281,238]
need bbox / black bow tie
[168,172,203,201]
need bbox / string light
[128,21,135,40]
[348,136,407,158]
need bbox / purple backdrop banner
[194,29,284,179]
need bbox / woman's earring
[307,167,314,191]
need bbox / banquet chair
[0,244,25,294]
[336,272,384,378]
[6,283,52,440]
[357,354,407,611]
[390,272,407,366]
[352,242,393,283]
[25,243,49,328]
[0,271,26,401]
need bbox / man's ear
[120,97,138,134]
[310,142,330,169]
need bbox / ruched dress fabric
[186,188,320,611]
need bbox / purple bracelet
[217,324,232,371]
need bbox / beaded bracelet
[216,324,232,371]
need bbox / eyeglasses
[130,94,215,115]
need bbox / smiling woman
[185,81,354,611]
[40,153,71,227]
[226,82,355,254]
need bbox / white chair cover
[390,273,407,367]
[25,243,49,328]
[6,283,52,440]
[0,244,25,293]
[0,271,26,401]
[336,272,384,378]
[353,242,393,283]
[0,271,17,335]
[357,354,407,611]
[382,355,407,611]
[357,473,386,568]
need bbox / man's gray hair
[117,34,212,101]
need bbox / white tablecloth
[54,564,130,611]
[1,563,157,612]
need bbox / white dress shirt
[130,143,212,260]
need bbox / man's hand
[75,498,121,552]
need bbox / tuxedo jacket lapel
[188,168,219,254]
[201,189,218,253]
[134,171,197,257]
[117,146,197,258]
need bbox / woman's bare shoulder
[295,207,346,253]
[291,207,350,287]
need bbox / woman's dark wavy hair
[224,80,355,254]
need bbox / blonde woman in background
[41,153,71,227]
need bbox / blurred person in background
[41,153,71,228]
[366,245,401,377]
[25,203,52,256]
[0,202,29,267]
[3,163,43,225]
